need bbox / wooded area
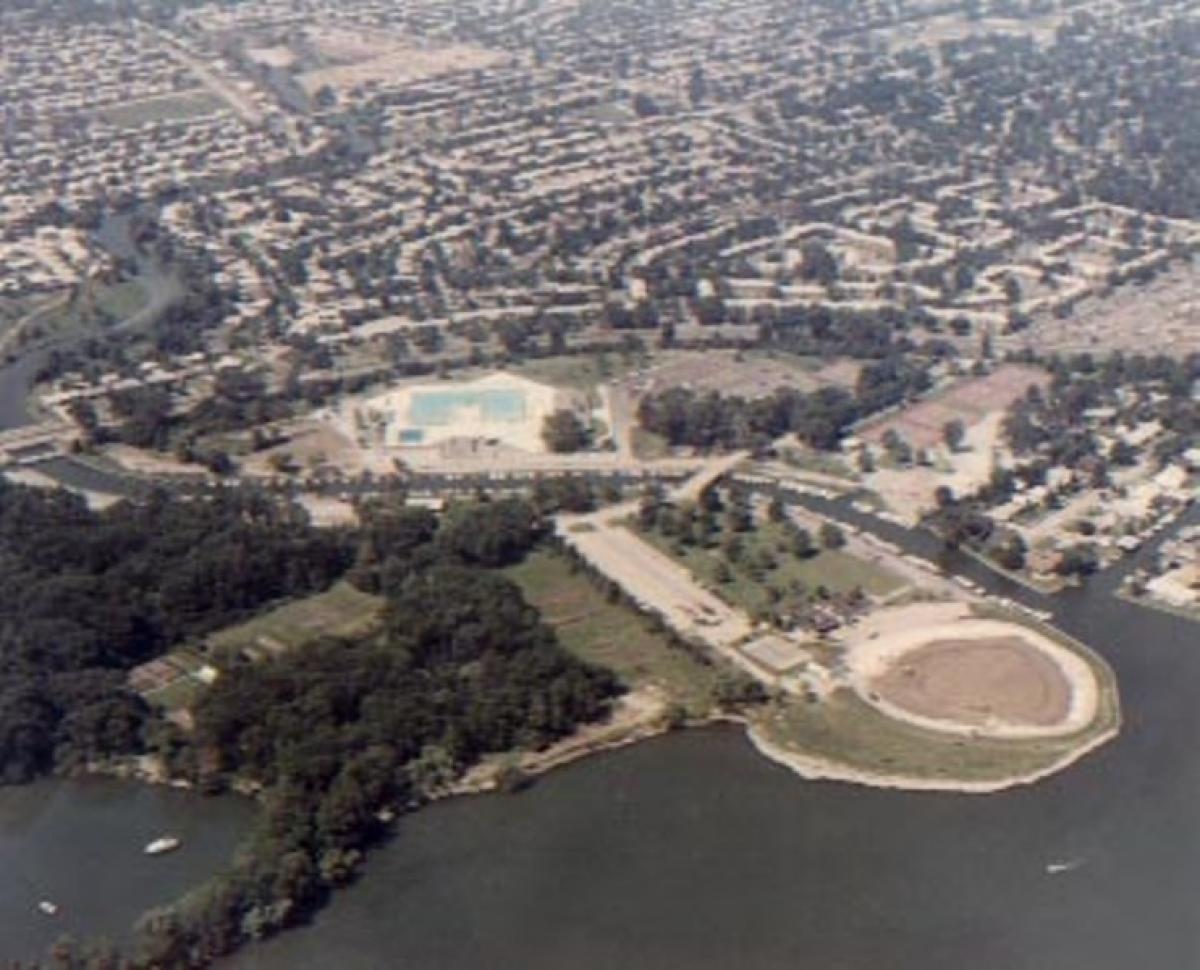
[0,483,353,785]
[6,494,619,968]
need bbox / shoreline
[742,718,1120,795]
[440,700,1121,800]
[1114,586,1200,626]
[953,540,1066,596]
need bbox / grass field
[508,549,720,715]
[145,672,208,712]
[206,581,384,658]
[0,295,42,329]
[636,520,905,617]
[27,281,149,343]
[98,91,224,129]
[751,689,1105,783]
[631,427,671,460]
[778,445,859,481]
[136,647,212,711]
[517,351,649,392]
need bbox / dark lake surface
[226,510,1200,970]
[0,778,254,961]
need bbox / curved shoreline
[444,698,1121,800]
[743,718,1121,795]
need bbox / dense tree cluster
[636,355,931,451]
[541,409,592,453]
[1003,352,1199,474]
[99,497,619,966]
[5,494,618,968]
[0,484,354,784]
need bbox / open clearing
[508,548,720,716]
[25,280,150,345]
[859,363,1049,449]
[751,602,1120,788]
[129,646,213,712]
[621,350,860,402]
[97,90,224,129]
[870,636,1071,728]
[516,352,648,393]
[845,604,1101,738]
[206,581,383,658]
[299,25,505,95]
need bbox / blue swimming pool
[407,388,526,426]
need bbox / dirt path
[148,26,263,127]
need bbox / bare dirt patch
[870,636,1071,728]
[860,363,1048,449]
[623,350,859,401]
[1023,265,1200,356]
[298,26,505,95]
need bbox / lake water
[0,777,255,961]
[225,511,1200,970]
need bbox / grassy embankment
[752,604,1121,787]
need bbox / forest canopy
[0,482,354,783]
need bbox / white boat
[1045,859,1083,875]
[38,900,58,916]
[144,835,181,856]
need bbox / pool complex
[407,388,527,426]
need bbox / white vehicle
[38,900,58,916]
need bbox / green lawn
[508,549,720,715]
[751,689,1107,784]
[206,581,384,658]
[98,91,224,129]
[95,280,150,320]
[777,446,860,482]
[517,351,649,392]
[136,647,212,712]
[0,295,42,329]
[144,674,208,712]
[631,427,671,460]
[29,280,149,341]
[636,520,905,617]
